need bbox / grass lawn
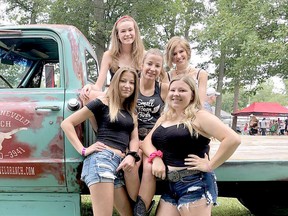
[81,195,253,216]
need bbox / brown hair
[165,36,191,69]
[106,67,139,123]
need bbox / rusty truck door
[0,31,66,191]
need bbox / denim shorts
[81,149,125,188]
[161,171,218,209]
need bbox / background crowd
[246,115,288,136]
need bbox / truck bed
[210,135,288,181]
[211,135,288,160]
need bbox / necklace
[175,66,191,75]
[175,69,186,75]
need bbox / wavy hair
[162,74,202,136]
[110,15,145,72]
[165,36,192,69]
[106,67,139,124]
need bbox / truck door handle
[35,106,61,111]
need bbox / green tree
[4,0,51,24]
[221,78,288,114]
[4,0,287,114]
[196,0,288,126]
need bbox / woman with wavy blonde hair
[141,74,240,216]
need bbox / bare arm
[141,119,160,157]
[185,110,241,172]
[93,51,113,91]
[141,117,166,179]
[160,82,169,101]
[80,51,112,101]
[129,119,140,152]
[61,107,94,155]
[160,72,170,84]
[197,70,208,107]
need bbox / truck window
[85,50,98,83]
[0,47,33,88]
[0,37,60,88]
[30,62,60,88]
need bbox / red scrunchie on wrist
[148,150,163,163]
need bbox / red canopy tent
[232,102,288,117]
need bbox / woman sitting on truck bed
[80,15,145,100]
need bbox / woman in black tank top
[140,74,241,216]
[125,49,169,215]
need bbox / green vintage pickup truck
[0,24,98,216]
[1,24,288,216]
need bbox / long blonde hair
[162,75,202,136]
[165,36,192,69]
[106,67,139,124]
[110,15,145,72]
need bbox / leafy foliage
[4,0,288,111]
[222,78,288,113]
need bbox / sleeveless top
[109,67,140,81]
[109,67,119,81]
[86,99,134,153]
[137,81,164,139]
[151,124,210,167]
[168,68,201,87]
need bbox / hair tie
[148,150,163,163]
[115,15,133,26]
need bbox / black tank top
[86,99,134,153]
[110,67,140,80]
[151,124,210,167]
[137,81,164,130]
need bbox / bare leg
[89,182,114,216]
[114,186,133,216]
[156,199,180,216]
[124,160,141,201]
[179,199,212,216]
[139,155,156,210]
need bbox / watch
[126,151,141,162]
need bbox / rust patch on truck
[0,104,65,183]
[68,30,84,83]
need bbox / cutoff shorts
[81,149,125,188]
[161,171,218,209]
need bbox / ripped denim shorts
[161,171,218,209]
[81,149,125,188]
